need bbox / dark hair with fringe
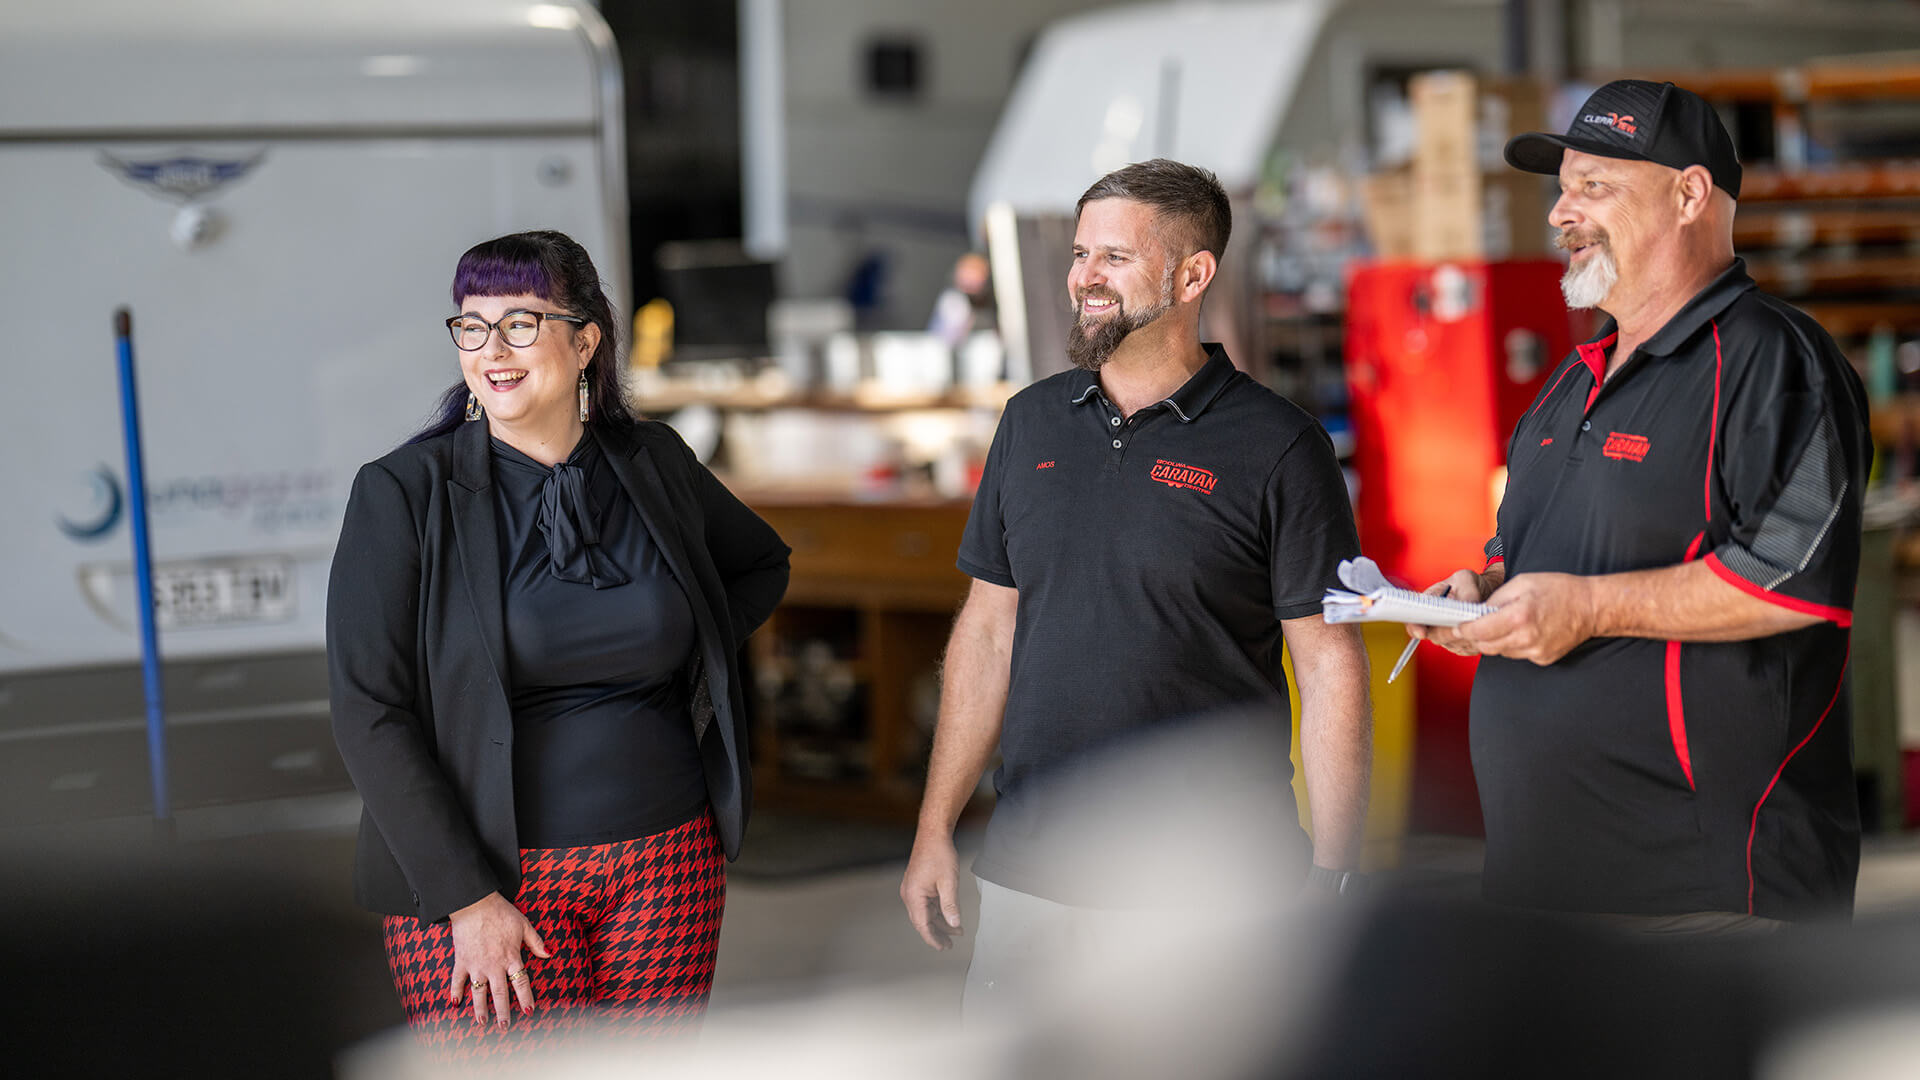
[1074,158,1232,261]
[407,230,633,445]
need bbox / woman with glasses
[327,230,789,1058]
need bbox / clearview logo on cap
[1581,112,1638,136]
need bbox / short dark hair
[1075,159,1232,262]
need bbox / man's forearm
[1292,622,1373,870]
[1588,559,1821,642]
[916,586,1016,837]
[916,703,1003,839]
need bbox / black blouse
[490,435,706,848]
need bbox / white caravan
[0,0,628,694]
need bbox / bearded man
[899,159,1373,1016]
[1416,81,1871,930]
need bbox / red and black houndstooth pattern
[383,810,726,1060]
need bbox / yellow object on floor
[1284,621,1416,870]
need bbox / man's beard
[1556,227,1618,310]
[1066,264,1176,372]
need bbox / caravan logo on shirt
[1602,431,1651,462]
[1149,459,1217,494]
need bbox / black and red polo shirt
[956,343,1359,903]
[1472,259,1871,920]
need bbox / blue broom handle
[115,307,171,835]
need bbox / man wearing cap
[1418,81,1871,928]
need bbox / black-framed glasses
[445,309,588,351]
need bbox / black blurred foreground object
[2,839,394,1078]
[1281,895,1920,1080]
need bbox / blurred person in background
[328,230,789,1058]
[900,159,1373,1018]
[927,250,995,348]
[1417,82,1871,931]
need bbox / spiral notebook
[1321,557,1495,627]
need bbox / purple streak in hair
[450,250,553,306]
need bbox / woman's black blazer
[326,418,790,923]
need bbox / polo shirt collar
[1067,343,1237,423]
[1571,258,1755,381]
[1636,257,1756,358]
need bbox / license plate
[152,558,295,629]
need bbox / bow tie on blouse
[537,461,630,589]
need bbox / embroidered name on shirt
[1035,460,1056,470]
[1602,432,1651,462]
[1150,459,1217,494]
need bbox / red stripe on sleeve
[1705,553,1853,627]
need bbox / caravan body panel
[0,0,627,676]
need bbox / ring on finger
[508,969,530,982]
[471,978,488,990]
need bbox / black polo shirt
[1473,259,1871,921]
[957,344,1358,904]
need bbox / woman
[328,231,789,1054]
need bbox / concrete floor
[16,788,1920,1078]
[13,676,1920,1079]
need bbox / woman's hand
[445,891,551,1028]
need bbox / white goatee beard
[1560,245,1619,310]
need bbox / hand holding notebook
[1321,557,1496,628]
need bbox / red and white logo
[1035,460,1056,470]
[1582,112,1638,136]
[1150,459,1217,494]
[1602,432,1651,462]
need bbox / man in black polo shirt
[1419,82,1871,927]
[898,159,1372,1010]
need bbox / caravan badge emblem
[99,150,266,204]
[56,465,125,542]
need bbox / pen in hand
[1387,585,1450,684]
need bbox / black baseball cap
[1505,80,1742,199]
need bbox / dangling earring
[465,391,482,422]
[577,371,590,422]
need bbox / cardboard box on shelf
[1410,70,1479,177]
[1364,169,1549,261]
[1360,170,1415,258]
[1411,168,1481,260]
[1477,77,1546,169]
[1485,172,1551,257]
[1410,71,1547,172]
[1381,71,1551,261]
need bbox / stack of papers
[1322,557,1495,627]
